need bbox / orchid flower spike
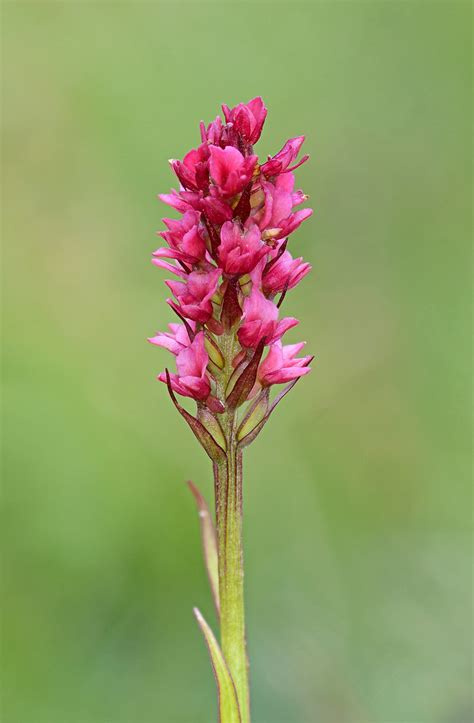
[148,96,314,723]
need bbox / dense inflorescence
[149,97,313,447]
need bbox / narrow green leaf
[224,359,246,398]
[193,608,242,723]
[226,339,265,409]
[236,388,270,441]
[164,369,226,462]
[187,481,220,616]
[198,406,227,452]
[205,333,225,369]
[237,356,314,448]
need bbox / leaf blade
[187,481,220,617]
[164,369,226,462]
[236,388,270,441]
[226,339,265,409]
[237,356,314,448]
[193,608,242,723]
[220,279,242,331]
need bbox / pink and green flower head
[147,96,315,723]
[150,95,313,410]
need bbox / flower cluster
[149,97,312,443]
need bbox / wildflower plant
[149,97,313,722]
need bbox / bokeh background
[2,2,472,722]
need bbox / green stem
[215,439,250,723]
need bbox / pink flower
[222,96,267,146]
[276,208,313,240]
[151,257,188,278]
[201,194,234,224]
[209,146,257,198]
[258,340,312,386]
[171,144,210,192]
[218,221,267,275]
[159,188,233,225]
[256,175,297,230]
[166,267,221,323]
[200,97,267,151]
[200,115,224,146]
[148,322,195,355]
[158,331,210,400]
[263,249,311,295]
[155,210,207,264]
[261,136,309,177]
[159,189,193,213]
[151,97,314,412]
[250,174,313,241]
[238,285,298,348]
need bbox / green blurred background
[2,2,472,722]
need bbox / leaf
[220,279,242,331]
[237,357,314,448]
[165,370,226,462]
[236,388,269,441]
[224,360,247,398]
[193,608,242,723]
[198,406,227,451]
[187,481,220,616]
[204,333,225,369]
[226,340,265,409]
[232,181,252,223]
